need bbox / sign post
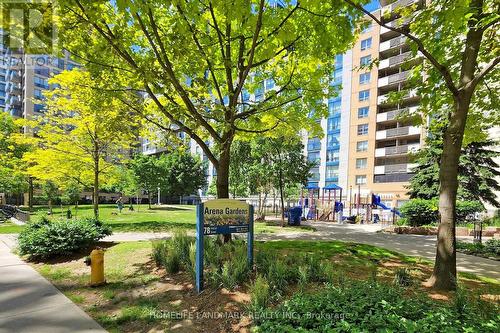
[195,199,254,293]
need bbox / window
[307,151,320,163]
[356,158,367,169]
[360,37,372,50]
[242,89,250,102]
[254,83,264,101]
[328,100,341,116]
[307,138,321,151]
[360,55,371,66]
[34,76,48,88]
[332,68,342,84]
[327,134,339,148]
[309,168,320,181]
[355,175,367,185]
[265,79,275,90]
[356,141,368,152]
[357,124,369,135]
[358,90,370,101]
[34,89,43,99]
[34,103,45,113]
[335,54,343,68]
[358,107,369,118]
[326,150,339,163]
[359,72,370,85]
[327,118,340,131]
[326,165,339,179]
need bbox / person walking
[116,197,124,213]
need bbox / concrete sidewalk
[0,238,106,333]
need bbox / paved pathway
[101,222,500,280]
[259,222,500,280]
[0,238,106,333]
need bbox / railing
[386,126,409,137]
[387,71,410,84]
[385,145,409,155]
[388,51,412,67]
[374,173,413,183]
[0,205,30,222]
[389,36,406,48]
[384,163,409,174]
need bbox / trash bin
[288,207,303,226]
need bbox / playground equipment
[371,194,402,217]
[300,184,344,222]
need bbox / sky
[364,0,380,12]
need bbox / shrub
[253,280,499,332]
[152,240,168,266]
[456,200,484,223]
[457,239,500,258]
[170,230,194,265]
[152,232,195,274]
[484,239,500,256]
[297,265,309,289]
[206,239,250,290]
[266,259,290,299]
[399,199,438,226]
[249,275,270,312]
[18,217,112,259]
[393,267,413,287]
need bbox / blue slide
[372,194,402,217]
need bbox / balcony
[307,142,321,151]
[379,36,407,52]
[376,125,420,139]
[377,89,417,105]
[374,163,417,175]
[376,105,418,122]
[382,0,419,16]
[374,173,414,183]
[380,17,412,35]
[375,143,420,157]
[378,70,410,88]
[379,51,414,69]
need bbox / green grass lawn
[33,239,499,333]
[2,204,315,234]
[0,221,25,233]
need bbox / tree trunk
[28,177,33,211]
[148,191,152,209]
[278,168,285,227]
[93,149,99,219]
[216,147,231,242]
[428,94,471,290]
[48,199,52,213]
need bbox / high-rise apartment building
[303,0,424,211]
[3,51,80,122]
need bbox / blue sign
[195,199,254,293]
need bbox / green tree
[61,182,83,215]
[409,122,500,208]
[344,0,500,290]
[229,141,254,198]
[0,113,29,201]
[251,136,313,225]
[23,70,139,218]
[129,154,165,209]
[41,181,59,213]
[162,150,207,198]
[56,0,360,203]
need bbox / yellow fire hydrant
[86,248,105,286]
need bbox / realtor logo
[0,0,58,54]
